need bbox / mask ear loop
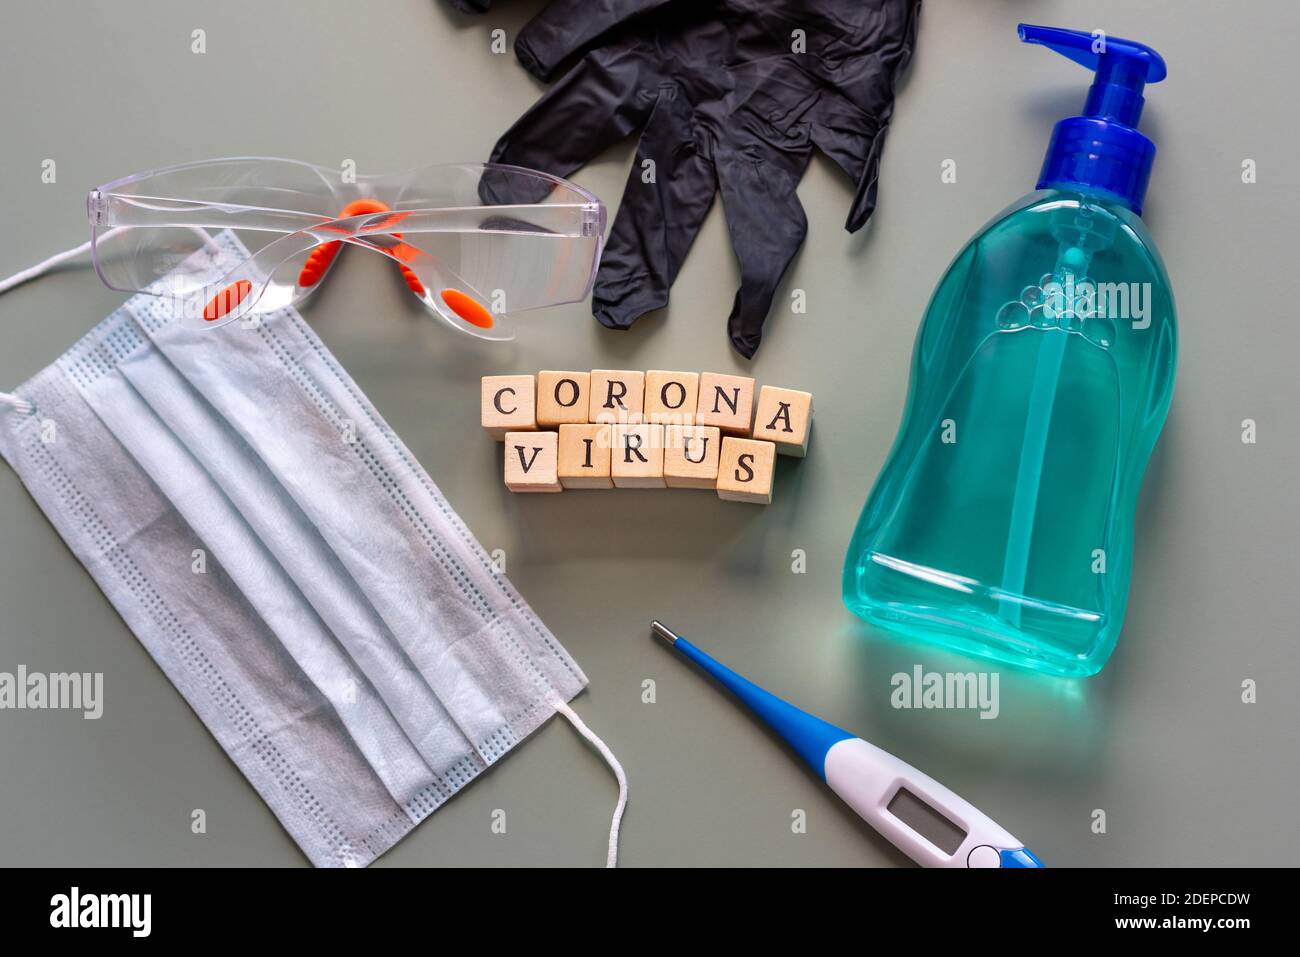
[0,392,33,415]
[0,226,223,297]
[0,227,221,414]
[0,234,103,296]
[0,233,117,414]
[551,697,628,868]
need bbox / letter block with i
[481,375,537,441]
[611,423,665,488]
[752,386,814,457]
[558,424,613,489]
[504,431,562,493]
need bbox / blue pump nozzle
[1018,23,1167,215]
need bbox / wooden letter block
[716,437,776,504]
[503,431,561,493]
[589,370,645,424]
[536,371,590,427]
[481,375,537,441]
[611,423,665,488]
[663,424,721,489]
[752,386,814,457]
[695,372,755,435]
[644,370,699,426]
[557,424,613,489]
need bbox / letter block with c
[481,375,538,441]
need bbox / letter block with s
[717,437,776,504]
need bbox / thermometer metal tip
[650,620,679,646]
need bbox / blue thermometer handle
[653,621,1043,868]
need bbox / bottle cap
[1019,23,1167,214]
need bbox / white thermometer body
[652,621,1043,868]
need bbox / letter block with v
[504,431,562,492]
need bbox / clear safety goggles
[86,157,606,340]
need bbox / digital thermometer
[651,620,1043,868]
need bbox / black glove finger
[807,97,885,233]
[594,84,717,331]
[443,0,492,13]
[714,144,811,359]
[490,47,658,201]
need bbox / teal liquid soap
[843,26,1177,676]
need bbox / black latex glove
[490,0,920,358]
[444,0,493,13]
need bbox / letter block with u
[664,424,721,488]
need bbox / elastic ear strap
[0,233,116,415]
[0,392,33,414]
[0,234,108,296]
[552,697,628,868]
[0,226,223,297]
[0,227,225,414]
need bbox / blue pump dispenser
[1019,23,1167,214]
[842,23,1177,677]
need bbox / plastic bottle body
[843,189,1176,677]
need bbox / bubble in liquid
[1019,284,1042,307]
[995,300,1030,330]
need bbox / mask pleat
[61,316,461,809]
[130,252,585,761]
[5,363,414,867]
[113,334,485,785]
[0,230,590,867]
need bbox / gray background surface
[1,0,1296,867]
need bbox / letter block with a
[752,386,814,457]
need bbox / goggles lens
[89,161,604,340]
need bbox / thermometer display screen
[886,787,967,855]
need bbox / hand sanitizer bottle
[842,24,1177,677]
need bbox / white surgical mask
[0,231,626,867]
